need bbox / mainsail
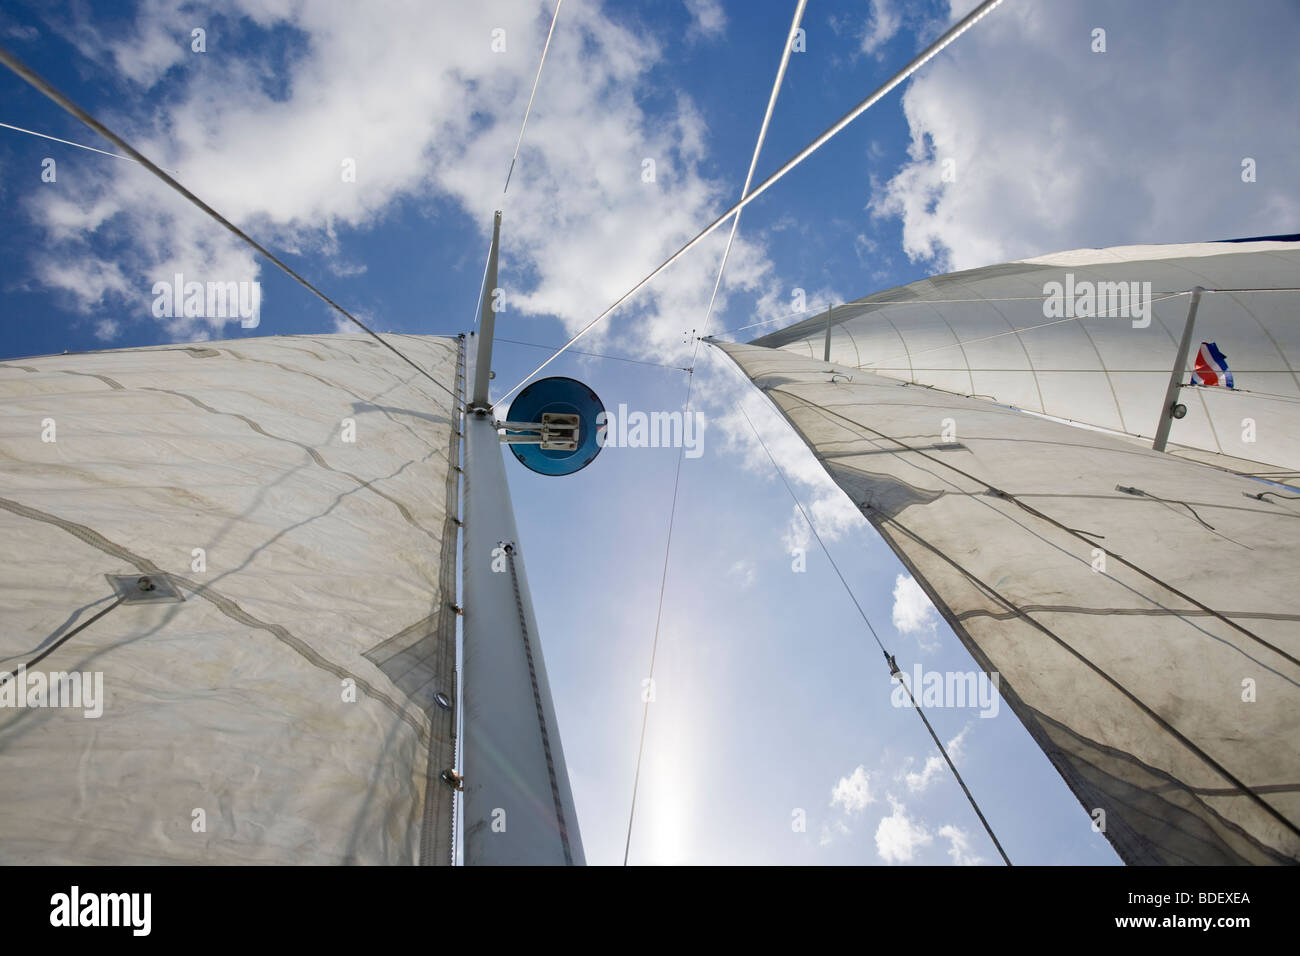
[0,333,462,864]
[720,238,1300,865]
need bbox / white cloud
[870,0,1300,272]
[860,0,902,57]
[683,0,726,42]
[93,318,120,341]
[818,818,850,847]
[728,558,756,588]
[938,824,984,866]
[712,378,867,555]
[875,798,932,863]
[782,505,811,555]
[891,573,939,650]
[904,754,945,794]
[830,765,875,814]
[5,24,40,42]
[902,724,968,793]
[26,1,786,352]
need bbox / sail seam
[0,495,432,745]
[873,507,1300,844]
[138,385,446,542]
[718,344,1300,856]
[1029,708,1296,864]
[774,386,1300,670]
[216,349,446,455]
[820,451,1300,686]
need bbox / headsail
[0,333,462,864]
[720,239,1300,865]
[754,238,1300,478]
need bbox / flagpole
[1152,286,1204,452]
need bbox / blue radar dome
[504,376,606,476]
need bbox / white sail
[0,333,462,864]
[717,331,1300,865]
[754,238,1300,478]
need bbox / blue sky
[1,0,1297,864]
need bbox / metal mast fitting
[1152,286,1204,453]
[470,210,503,413]
[461,211,585,865]
[498,414,580,450]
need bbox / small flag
[1191,341,1234,388]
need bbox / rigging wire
[0,44,461,408]
[1186,383,1300,406]
[718,290,1193,339]
[717,285,1300,344]
[493,0,1007,408]
[718,346,1300,845]
[470,0,563,329]
[729,291,1191,363]
[854,291,1190,370]
[495,336,688,370]
[0,120,144,166]
[0,594,125,684]
[870,501,1300,844]
[471,234,494,327]
[730,383,1012,866]
[622,0,808,867]
[503,0,564,194]
[721,305,842,338]
[692,0,806,361]
[768,387,1300,671]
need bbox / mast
[461,211,585,865]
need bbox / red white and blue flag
[1191,341,1234,388]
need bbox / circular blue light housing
[504,376,606,477]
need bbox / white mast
[461,212,584,865]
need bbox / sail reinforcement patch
[105,573,186,604]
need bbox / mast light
[500,376,605,476]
